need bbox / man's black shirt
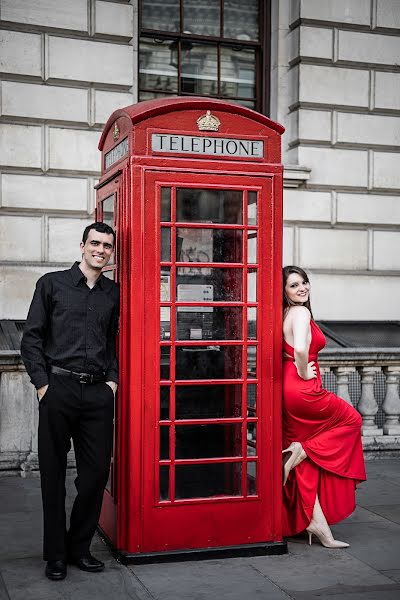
[21,262,119,389]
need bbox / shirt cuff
[105,369,119,384]
[33,374,49,389]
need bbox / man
[21,222,119,581]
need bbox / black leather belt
[50,365,105,384]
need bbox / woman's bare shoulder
[287,306,311,321]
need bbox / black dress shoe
[45,560,67,580]
[69,553,105,572]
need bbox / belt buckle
[79,373,92,384]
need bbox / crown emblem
[197,110,221,132]
[112,122,120,141]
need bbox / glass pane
[247,307,256,340]
[247,231,257,264]
[247,422,256,456]
[160,346,171,380]
[237,99,256,109]
[160,268,171,301]
[160,386,170,420]
[247,269,257,302]
[247,346,256,379]
[139,38,178,92]
[183,0,220,37]
[160,306,170,340]
[176,345,242,380]
[177,268,242,301]
[141,0,180,32]
[177,188,243,224]
[102,195,114,227]
[160,426,169,459]
[177,306,242,340]
[161,188,171,221]
[181,43,217,96]
[177,228,243,264]
[248,191,257,225]
[176,423,242,458]
[220,47,256,99]
[160,466,169,501]
[224,0,259,41]
[176,384,242,418]
[161,227,171,262]
[176,463,242,499]
[247,461,257,495]
[139,90,177,101]
[247,383,256,416]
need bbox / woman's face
[285,272,310,304]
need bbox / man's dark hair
[82,222,116,246]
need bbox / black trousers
[38,373,114,561]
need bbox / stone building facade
[0,0,399,471]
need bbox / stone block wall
[272,0,400,320]
[0,0,137,319]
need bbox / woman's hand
[297,361,317,380]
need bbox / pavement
[1,458,400,600]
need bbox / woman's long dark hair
[283,265,313,319]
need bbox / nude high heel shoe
[282,441,307,485]
[306,522,350,548]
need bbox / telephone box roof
[98,96,285,150]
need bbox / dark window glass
[177,268,242,302]
[176,306,242,340]
[160,466,170,500]
[175,384,242,418]
[160,425,170,459]
[176,423,242,459]
[141,0,180,32]
[247,461,257,495]
[102,195,114,228]
[175,462,242,499]
[161,188,171,221]
[160,346,171,380]
[160,386,170,420]
[176,345,242,380]
[177,228,243,264]
[176,188,243,224]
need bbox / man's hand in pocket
[37,385,49,401]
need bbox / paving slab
[293,585,400,600]
[0,557,140,600]
[248,539,394,592]
[130,558,291,600]
[332,519,400,571]
[365,504,400,525]
[381,570,400,583]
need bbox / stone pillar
[333,366,354,405]
[382,367,400,435]
[358,367,383,436]
[0,370,35,471]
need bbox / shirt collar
[70,262,104,289]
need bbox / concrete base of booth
[97,528,287,564]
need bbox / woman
[282,266,366,547]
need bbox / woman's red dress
[282,320,366,536]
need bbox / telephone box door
[141,170,280,552]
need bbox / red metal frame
[96,97,284,556]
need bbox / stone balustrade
[1,348,399,475]
[319,348,400,453]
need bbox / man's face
[80,229,114,270]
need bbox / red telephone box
[96,97,285,562]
